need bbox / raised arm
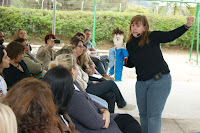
[153,16,194,43]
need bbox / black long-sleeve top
[3,60,31,89]
[125,25,188,81]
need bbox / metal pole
[196,4,200,65]
[52,0,56,35]
[81,1,84,12]
[2,0,4,6]
[92,0,97,47]
[189,4,199,63]
[119,3,121,12]
[41,0,44,9]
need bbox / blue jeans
[88,93,108,109]
[94,55,109,75]
[136,73,171,133]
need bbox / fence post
[2,0,4,6]
[81,1,84,11]
[119,3,121,12]
[92,0,97,47]
[189,3,200,65]
[41,0,44,9]
[52,0,56,35]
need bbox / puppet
[109,28,128,81]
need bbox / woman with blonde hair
[14,29,32,51]
[50,52,108,108]
[0,103,17,133]
[2,77,70,133]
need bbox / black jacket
[3,60,31,89]
[125,25,188,81]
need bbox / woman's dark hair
[0,45,5,64]
[6,41,25,59]
[42,66,74,115]
[45,33,56,44]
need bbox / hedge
[0,6,197,48]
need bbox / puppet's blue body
[109,47,129,81]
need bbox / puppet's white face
[113,34,124,48]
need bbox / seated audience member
[43,65,142,133]
[74,32,113,80]
[50,52,108,109]
[15,38,45,79]
[84,29,111,77]
[0,31,5,46]
[43,67,81,133]
[0,45,10,100]
[2,78,70,133]
[36,33,56,70]
[14,29,32,51]
[0,103,17,133]
[68,36,135,113]
[3,41,30,89]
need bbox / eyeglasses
[77,45,84,49]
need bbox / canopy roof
[138,0,200,4]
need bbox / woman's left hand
[101,109,110,128]
[186,16,195,27]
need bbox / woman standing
[125,15,194,133]
[0,45,10,99]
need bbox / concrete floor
[114,78,200,133]
[109,49,200,133]
[19,44,200,132]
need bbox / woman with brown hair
[72,32,113,80]
[2,77,70,133]
[125,15,194,133]
[3,41,31,89]
[67,36,135,113]
[15,38,45,79]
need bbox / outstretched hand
[186,16,194,27]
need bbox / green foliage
[0,6,197,48]
[124,5,148,13]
